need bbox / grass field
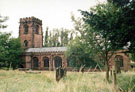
[0,70,135,92]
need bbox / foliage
[66,14,100,68]
[44,28,74,47]
[79,2,125,82]
[117,73,135,91]
[0,15,24,69]
[0,32,11,67]
[81,1,135,54]
[0,33,23,69]
[80,2,121,50]
[79,0,135,82]
[44,27,49,47]
[66,37,97,68]
[0,15,8,29]
[128,53,135,62]
[113,1,135,53]
[7,38,24,69]
[107,0,130,7]
[71,13,84,36]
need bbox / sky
[0,0,106,37]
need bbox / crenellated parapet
[20,17,42,25]
[19,16,43,48]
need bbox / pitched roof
[25,47,67,53]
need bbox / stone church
[19,17,131,71]
[19,17,67,70]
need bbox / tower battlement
[19,16,43,48]
[20,17,42,25]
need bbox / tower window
[35,25,39,34]
[24,40,28,47]
[24,24,28,34]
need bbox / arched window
[24,24,28,34]
[33,57,39,68]
[35,25,39,34]
[120,57,123,67]
[43,57,49,70]
[54,56,62,68]
[24,40,28,47]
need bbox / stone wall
[24,52,67,70]
[108,51,131,71]
[19,17,43,48]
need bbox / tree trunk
[113,69,117,90]
[105,61,109,83]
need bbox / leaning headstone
[56,67,67,82]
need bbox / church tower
[19,17,43,48]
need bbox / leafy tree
[60,28,69,46]
[110,1,135,53]
[0,32,10,67]
[7,38,24,69]
[107,0,130,7]
[0,15,8,29]
[0,32,24,69]
[66,14,99,69]
[44,28,74,47]
[80,2,123,82]
[44,27,49,47]
[0,15,24,69]
[66,37,97,68]
[71,13,84,36]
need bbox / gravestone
[56,67,67,82]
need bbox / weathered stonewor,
[19,17,43,48]
[19,17,131,71]
[56,67,67,82]
[108,50,131,72]
[19,17,67,70]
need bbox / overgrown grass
[0,70,135,92]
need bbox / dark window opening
[24,40,28,47]
[33,57,39,68]
[44,57,49,68]
[35,25,39,34]
[54,56,62,68]
[24,24,28,34]
[120,60,123,67]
